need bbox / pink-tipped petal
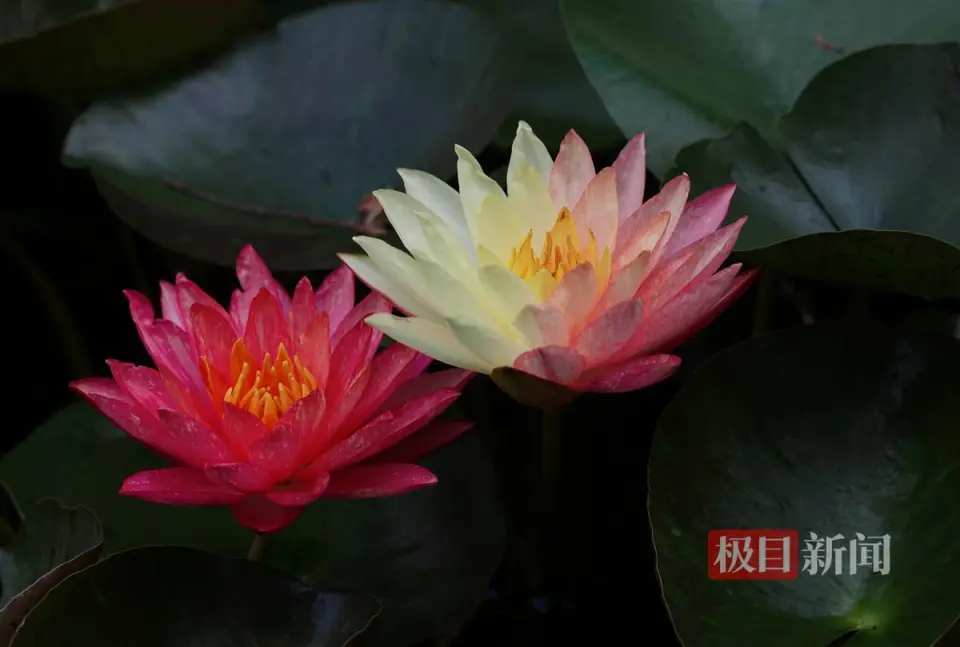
[243,288,288,360]
[638,217,747,313]
[175,274,229,329]
[315,264,356,334]
[574,354,682,393]
[287,276,316,343]
[206,462,276,492]
[235,245,292,314]
[377,368,473,413]
[125,289,155,327]
[513,303,570,347]
[248,390,326,476]
[513,346,586,385]
[368,420,474,463]
[292,312,330,392]
[121,467,245,505]
[106,360,173,413]
[265,473,331,506]
[326,322,376,401]
[572,166,618,255]
[331,292,392,351]
[189,304,238,378]
[664,184,736,258]
[156,409,235,465]
[159,281,186,329]
[613,209,670,272]
[613,133,646,222]
[230,495,304,533]
[221,403,270,452]
[343,345,431,429]
[323,463,438,498]
[317,365,372,447]
[594,252,650,313]
[549,130,596,210]
[574,299,644,364]
[642,175,691,270]
[312,389,460,473]
[548,263,599,333]
[157,365,218,430]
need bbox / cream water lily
[340,122,757,406]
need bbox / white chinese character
[759,535,792,573]
[714,535,755,573]
[849,533,891,575]
[801,532,847,575]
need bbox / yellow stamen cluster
[211,339,318,427]
[508,208,598,282]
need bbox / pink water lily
[71,246,473,532]
[340,122,758,406]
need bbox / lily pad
[0,500,103,645]
[648,324,960,647]
[0,402,505,647]
[8,546,381,647]
[62,0,512,270]
[0,0,262,95]
[560,0,960,174]
[674,44,960,300]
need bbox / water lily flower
[71,246,473,533]
[340,122,758,407]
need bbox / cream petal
[613,133,647,222]
[456,144,505,240]
[507,162,557,240]
[416,207,477,271]
[478,264,536,324]
[513,303,570,347]
[365,313,494,374]
[339,251,438,321]
[397,168,475,256]
[371,189,433,260]
[572,166,618,254]
[549,129,596,210]
[417,259,493,326]
[507,121,554,191]
[447,316,528,368]
[474,191,531,265]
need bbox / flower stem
[246,532,267,562]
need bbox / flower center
[203,339,318,428]
[508,208,598,283]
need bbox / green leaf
[674,44,960,300]
[560,0,960,175]
[8,546,381,647]
[0,403,505,647]
[0,500,103,645]
[62,0,513,270]
[648,324,960,647]
[0,484,22,548]
[0,0,262,95]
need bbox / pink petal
[121,467,245,504]
[574,354,682,393]
[513,346,586,384]
[513,303,570,347]
[243,288,288,360]
[206,462,276,492]
[189,304,238,378]
[292,312,330,392]
[665,184,736,258]
[573,299,645,364]
[594,251,650,313]
[175,274,229,329]
[377,368,472,413]
[316,365,372,447]
[265,472,331,506]
[125,291,204,390]
[235,245,292,314]
[230,495,304,533]
[315,264,356,335]
[638,217,747,313]
[248,390,326,476]
[342,344,431,430]
[572,166,618,255]
[159,281,186,329]
[641,174,691,271]
[221,403,270,453]
[613,209,670,273]
[331,292,392,351]
[287,276,316,343]
[548,263,599,333]
[619,264,751,359]
[323,463,438,498]
[326,322,376,401]
[157,365,218,431]
[613,133,646,222]
[368,420,474,463]
[156,408,235,465]
[106,360,173,413]
[549,130,596,210]
[310,389,460,473]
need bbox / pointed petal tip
[517,120,533,133]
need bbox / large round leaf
[0,0,262,95]
[648,324,960,646]
[674,44,960,300]
[9,546,381,646]
[62,0,512,270]
[560,0,960,175]
[0,402,505,647]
